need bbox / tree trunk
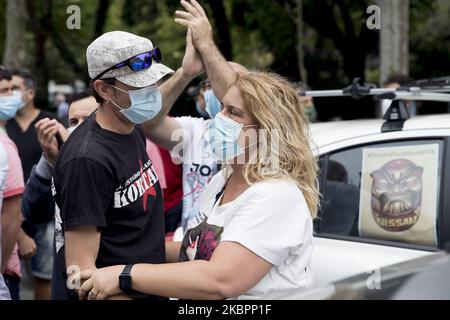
[294,0,308,86]
[94,0,111,40]
[209,0,233,60]
[3,0,28,69]
[303,0,378,83]
[26,0,50,109]
[379,0,410,85]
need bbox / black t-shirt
[52,113,166,300]
[6,110,57,182]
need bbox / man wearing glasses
[52,31,203,300]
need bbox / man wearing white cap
[52,30,202,300]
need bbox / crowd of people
[0,0,319,300]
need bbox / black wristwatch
[119,264,135,294]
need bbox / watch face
[120,274,132,292]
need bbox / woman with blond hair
[77,0,319,300]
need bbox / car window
[317,139,443,248]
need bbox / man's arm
[175,0,237,100]
[1,195,22,272]
[22,157,55,225]
[166,241,182,263]
[142,28,204,150]
[65,226,100,282]
[65,227,134,300]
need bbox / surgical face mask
[203,89,221,119]
[0,91,22,120]
[209,113,257,161]
[109,84,162,124]
[195,101,209,118]
[67,124,79,135]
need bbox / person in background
[381,74,416,117]
[190,80,211,118]
[7,70,58,181]
[21,91,98,300]
[64,92,98,131]
[297,83,317,122]
[55,93,69,122]
[6,69,57,300]
[0,66,26,300]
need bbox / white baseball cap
[87,31,174,87]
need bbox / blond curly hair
[225,71,320,218]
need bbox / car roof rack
[407,75,450,92]
[302,77,450,101]
[301,76,450,133]
[381,100,410,133]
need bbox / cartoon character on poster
[359,144,439,246]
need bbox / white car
[310,113,450,286]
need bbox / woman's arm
[165,241,181,263]
[79,241,273,300]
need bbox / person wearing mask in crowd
[191,80,211,118]
[55,93,69,122]
[143,60,248,239]
[24,91,170,299]
[77,0,319,300]
[0,66,26,300]
[21,91,97,300]
[0,143,11,300]
[53,29,203,300]
[6,69,58,300]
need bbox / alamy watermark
[65,3,379,31]
[66,3,81,30]
[66,264,81,290]
[366,5,381,30]
[366,265,381,290]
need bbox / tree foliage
[0,0,448,119]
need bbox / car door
[312,136,449,287]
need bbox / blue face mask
[0,91,22,120]
[67,123,79,135]
[209,113,257,162]
[109,84,162,124]
[195,101,209,118]
[203,89,221,119]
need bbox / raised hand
[35,118,68,166]
[181,28,204,78]
[175,0,214,52]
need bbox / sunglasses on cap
[94,47,162,80]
